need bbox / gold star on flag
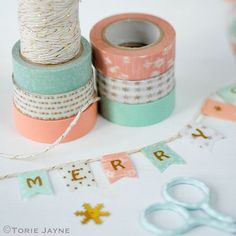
[214,106,222,111]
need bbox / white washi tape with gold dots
[97,66,175,104]
[14,79,95,120]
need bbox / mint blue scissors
[141,177,236,235]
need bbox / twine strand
[0,90,224,180]
[18,0,81,64]
[0,97,99,161]
[0,102,202,181]
[0,132,181,181]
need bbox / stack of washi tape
[90,13,176,126]
[12,0,97,143]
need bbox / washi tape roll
[90,13,175,80]
[97,67,175,104]
[13,103,97,144]
[13,79,95,120]
[12,37,92,95]
[99,87,175,127]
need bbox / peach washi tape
[90,13,176,80]
[13,103,97,144]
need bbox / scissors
[141,177,236,235]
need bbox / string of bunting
[0,84,235,199]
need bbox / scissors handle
[141,202,236,235]
[196,215,236,234]
[203,203,236,224]
[141,202,194,236]
[163,177,236,224]
[163,177,211,210]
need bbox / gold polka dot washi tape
[97,66,175,104]
[13,79,95,120]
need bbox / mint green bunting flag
[218,84,236,104]
[18,170,53,199]
[142,142,186,173]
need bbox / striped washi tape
[97,66,175,104]
[13,79,95,120]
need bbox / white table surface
[0,0,236,236]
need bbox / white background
[0,0,236,236]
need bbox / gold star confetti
[74,203,110,224]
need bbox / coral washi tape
[202,99,236,122]
[13,103,97,144]
[90,13,175,80]
[13,79,95,120]
[97,67,175,104]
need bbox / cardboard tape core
[104,20,162,49]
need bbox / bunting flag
[18,170,53,199]
[59,162,97,191]
[180,123,225,150]
[202,99,236,122]
[141,142,186,173]
[218,84,236,104]
[101,152,137,184]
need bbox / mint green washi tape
[12,37,92,95]
[99,87,175,127]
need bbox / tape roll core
[103,19,163,50]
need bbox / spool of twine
[18,0,81,65]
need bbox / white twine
[13,79,95,120]
[0,132,182,181]
[18,0,81,65]
[0,100,206,181]
[0,134,197,181]
[0,89,220,181]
